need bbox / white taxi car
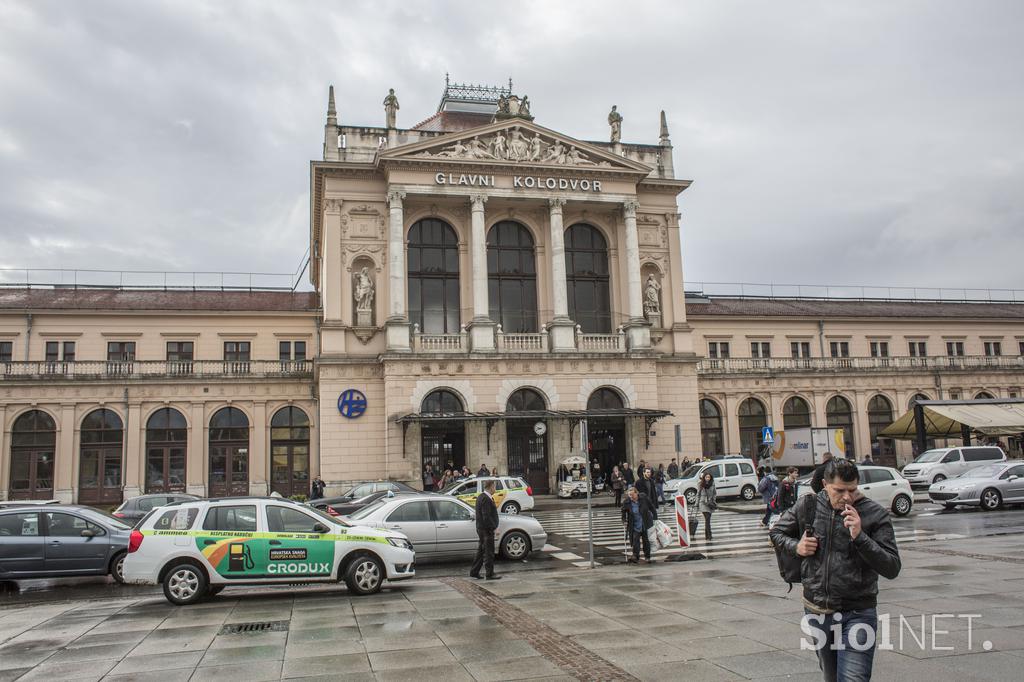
[123,497,415,605]
[441,476,535,514]
[797,465,914,516]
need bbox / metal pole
[586,459,594,568]
[914,402,928,455]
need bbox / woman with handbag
[697,470,718,541]
[611,466,625,507]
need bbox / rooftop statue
[383,89,400,129]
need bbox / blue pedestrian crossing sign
[761,426,775,445]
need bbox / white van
[901,446,1006,488]
[664,458,759,505]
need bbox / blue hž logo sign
[338,389,367,419]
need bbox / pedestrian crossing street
[528,506,965,563]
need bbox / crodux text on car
[123,497,415,605]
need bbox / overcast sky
[2,0,1023,295]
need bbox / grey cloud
[0,0,1022,292]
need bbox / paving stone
[462,655,564,681]
[100,670,194,682]
[188,660,285,682]
[108,651,204,675]
[711,650,821,678]
[367,645,456,671]
[14,657,117,681]
[279,652,371,677]
[630,659,744,682]
[198,643,286,666]
[373,663,475,682]
[447,638,540,663]
[284,639,367,659]
[360,633,444,652]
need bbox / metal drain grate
[219,620,290,635]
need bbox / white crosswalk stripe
[528,506,962,562]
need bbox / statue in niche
[383,88,400,128]
[353,266,375,326]
[608,105,623,143]
[644,273,662,317]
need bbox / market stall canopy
[880,399,1024,439]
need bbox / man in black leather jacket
[770,458,900,682]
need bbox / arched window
[738,398,768,458]
[488,221,537,333]
[421,390,466,473]
[79,409,124,505]
[271,406,310,497]
[565,224,611,333]
[506,389,548,491]
[826,396,855,458]
[209,407,250,497]
[975,391,994,399]
[421,389,464,414]
[587,387,624,410]
[408,218,460,334]
[9,410,56,500]
[145,408,187,494]
[783,396,812,430]
[867,395,895,464]
[507,388,546,412]
[700,399,724,458]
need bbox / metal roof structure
[396,407,672,456]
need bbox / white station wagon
[123,497,415,605]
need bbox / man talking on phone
[770,458,901,681]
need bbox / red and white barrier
[674,494,691,547]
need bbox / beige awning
[880,401,1024,439]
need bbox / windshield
[304,504,350,527]
[912,450,947,464]
[440,481,466,494]
[81,508,132,531]
[677,465,702,480]
[347,499,387,521]
[959,465,1003,479]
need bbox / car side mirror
[80,528,95,538]
[313,523,329,534]
[1009,475,1020,482]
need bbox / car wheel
[980,488,1002,512]
[891,494,912,517]
[501,531,531,560]
[162,562,208,606]
[932,474,947,484]
[109,551,127,584]
[685,489,698,506]
[501,501,521,515]
[741,485,756,501]
[344,553,384,596]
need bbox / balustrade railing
[0,359,313,380]
[412,324,467,353]
[496,325,548,352]
[697,355,1024,374]
[576,325,626,353]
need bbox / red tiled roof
[412,111,495,132]
[685,296,1024,319]
[0,288,319,313]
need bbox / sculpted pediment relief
[379,120,650,174]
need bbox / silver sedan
[345,493,547,562]
[928,460,1024,511]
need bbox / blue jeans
[802,608,877,682]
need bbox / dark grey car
[112,494,199,525]
[0,505,132,583]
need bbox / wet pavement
[2,531,1024,680]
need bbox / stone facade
[2,81,1023,503]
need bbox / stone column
[56,404,75,502]
[622,200,651,350]
[250,401,268,496]
[123,403,143,498]
[187,402,206,497]
[385,189,410,351]
[0,405,7,500]
[467,194,496,351]
[547,198,576,352]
